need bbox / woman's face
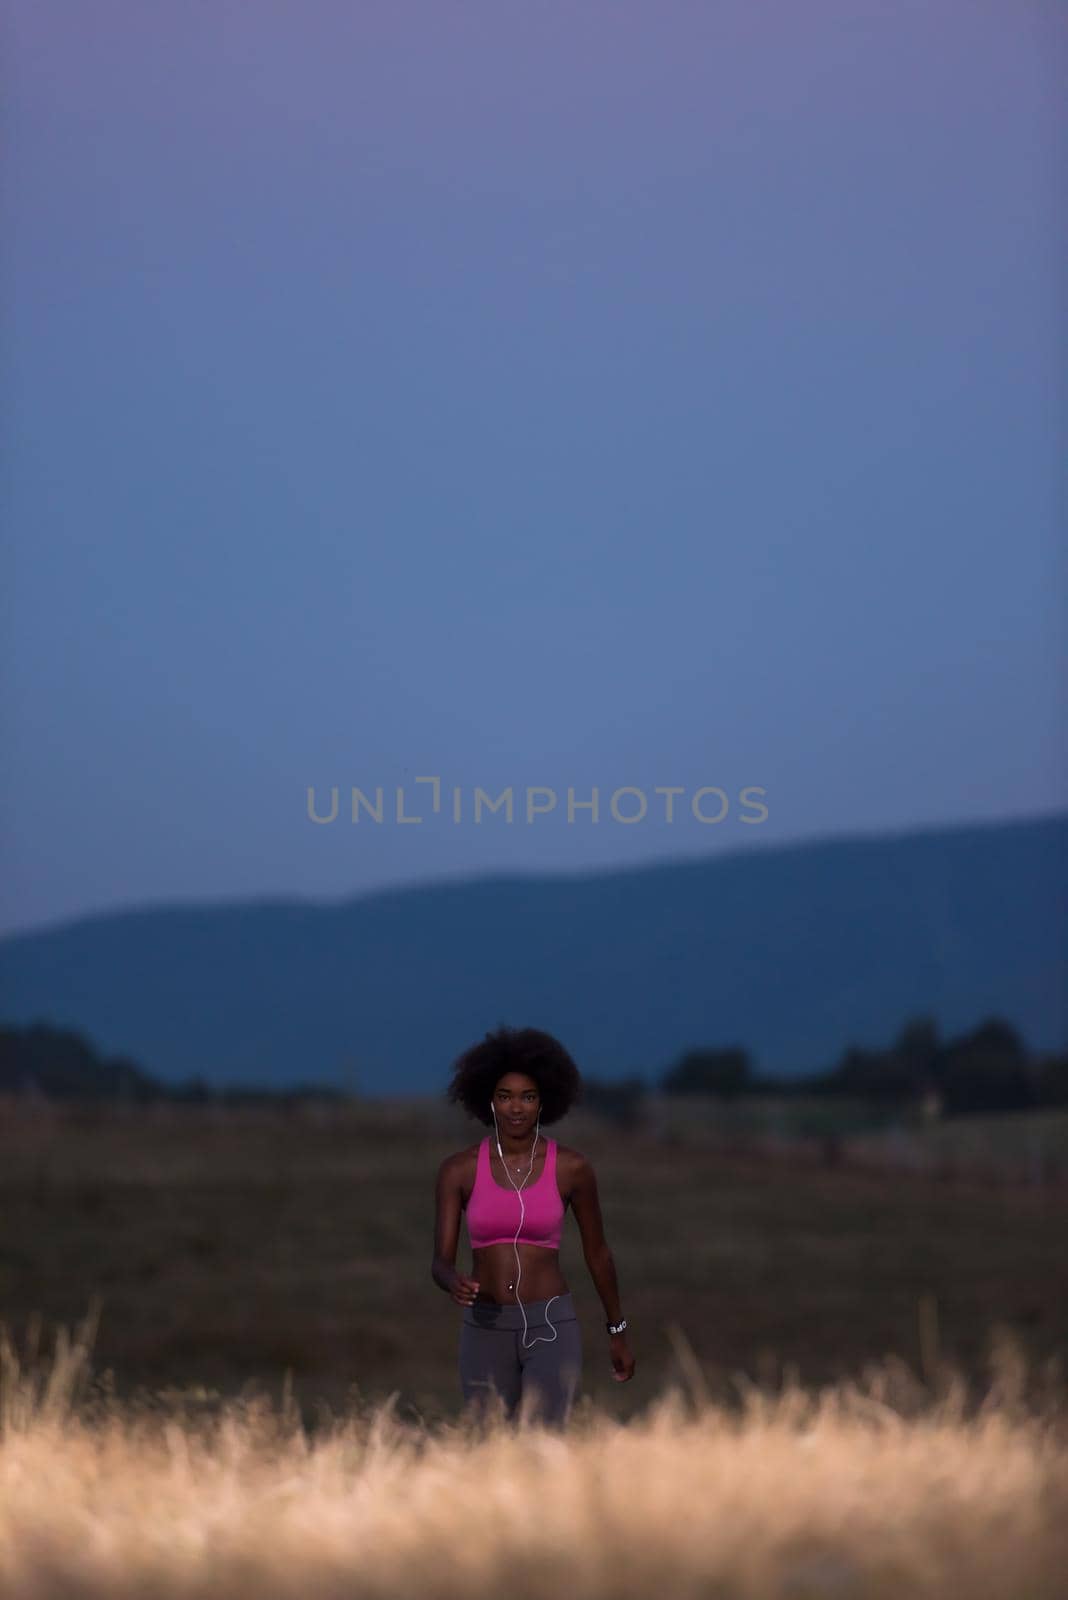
[493,1074,540,1132]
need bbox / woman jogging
[432,1024,636,1429]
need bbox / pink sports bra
[466,1136,564,1251]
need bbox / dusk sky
[1,0,1063,938]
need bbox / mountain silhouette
[1,813,1064,1092]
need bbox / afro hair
[445,1024,583,1127]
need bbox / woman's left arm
[570,1152,636,1384]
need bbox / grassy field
[1,1305,1066,1599]
[644,1093,1068,1182]
[0,1095,1064,1425]
[1,1098,1066,1597]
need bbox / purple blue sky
[1,0,1063,938]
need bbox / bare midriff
[462,1142,571,1307]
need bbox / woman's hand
[450,1270,481,1307]
[609,1334,636,1382]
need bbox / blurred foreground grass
[0,1302,1065,1600]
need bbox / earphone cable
[491,1102,559,1349]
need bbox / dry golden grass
[2,1098,1066,1596]
[1,1302,1066,1600]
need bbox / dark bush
[660,1047,752,1098]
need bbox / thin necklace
[502,1136,538,1174]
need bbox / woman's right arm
[431,1155,479,1302]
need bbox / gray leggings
[459,1292,582,1429]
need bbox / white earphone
[490,1099,559,1348]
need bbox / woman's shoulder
[448,1138,484,1166]
[554,1141,588,1174]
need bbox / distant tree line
[803,1016,1066,1116]
[0,1023,346,1105]
[3,1013,1066,1121]
[581,1014,1068,1126]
